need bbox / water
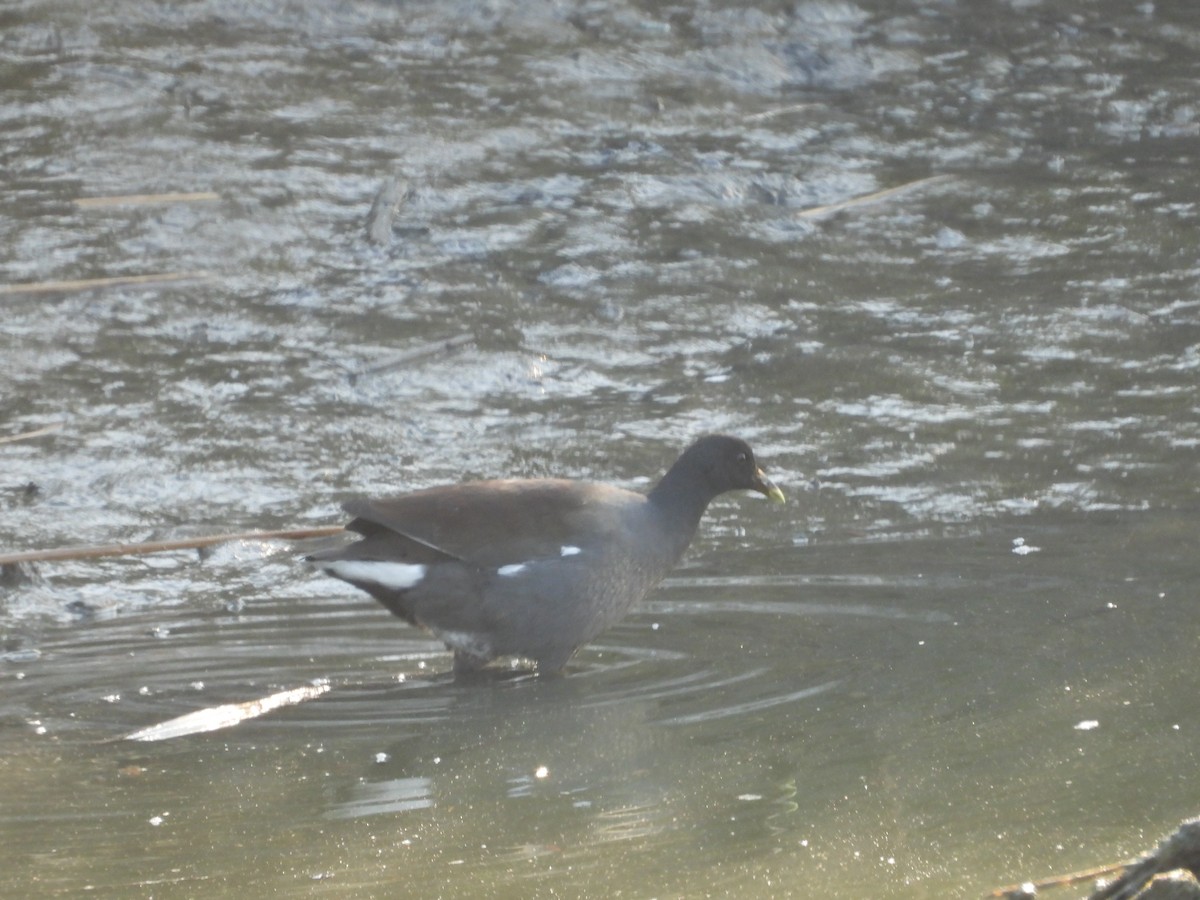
[2,1,1199,896]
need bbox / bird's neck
[647,468,716,560]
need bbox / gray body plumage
[308,436,783,674]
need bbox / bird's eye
[736,452,748,462]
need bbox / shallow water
[2,1,1199,897]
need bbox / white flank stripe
[559,545,582,557]
[323,561,427,590]
[497,563,527,577]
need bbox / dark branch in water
[0,527,346,566]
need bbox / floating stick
[73,191,221,208]
[0,423,64,446]
[0,526,345,566]
[796,175,952,220]
[0,270,213,296]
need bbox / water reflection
[3,0,1200,896]
[327,776,434,819]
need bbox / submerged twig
[348,333,474,384]
[0,526,345,566]
[1087,817,1200,900]
[987,817,1200,900]
[988,862,1130,899]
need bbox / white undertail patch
[441,630,493,659]
[322,560,427,591]
[559,545,582,557]
[497,563,527,577]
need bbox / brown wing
[341,479,639,567]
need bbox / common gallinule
[309,434,784,674]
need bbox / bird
[308,434,784,676]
